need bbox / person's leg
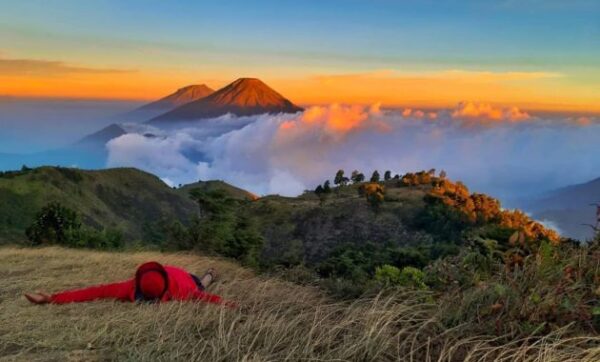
[199,268,217,289]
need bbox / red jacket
[50,265,230,306]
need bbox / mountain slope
[0,166,198,241]
[149,78,303,124]
[123,84,215,121]
[523,177,600,240]
[177,180,259,201]
[137,84,215,112]
[74,123,126,147]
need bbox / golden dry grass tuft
[0,246,598,361]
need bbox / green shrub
[65,227,124,249]
[25,202,123,249]
[26,202,81,245]
[375,264,402,286]
[375,265,428,290]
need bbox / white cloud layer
[106,104,600,203]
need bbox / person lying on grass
[24,261,236,307]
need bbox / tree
[384,170,392,181]
[314,185,324,195]
[334,170,349,186]
[427,168,436,176]
[334,170,345,186]
[314,184,327,203]
[370,170,380,182]
[323,180,332,193]
[351,171,365,183]
[360,183,385,211]
[439,170,447,179]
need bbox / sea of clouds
[106,102,600,204]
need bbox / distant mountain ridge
[74,123,126,147]
[523,177,600,240]
[122,84,215,122]
[137,84,215,112]
[149,78,303,124]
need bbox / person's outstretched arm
[191,290,237,308]
[26,279,135,304]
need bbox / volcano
[137,84,215,113]
[148,78,303,124]
[122,84,214,121]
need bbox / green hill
[177,180,259,201]
[243,182,429,267]
[0,166,198,242]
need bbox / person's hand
[224,300,239,309]
[24,292,52,304]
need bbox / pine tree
[370,170,380,182]
[334,170,348,186]
[384,170,391,181]
[323,180,332,193]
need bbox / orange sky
[1,1,599,115]
[1,67,599,114]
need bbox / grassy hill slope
[244,182,429,266]
[0,167,198,242]
[1,246,598,361]
[177,180,259,201]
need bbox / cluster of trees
[315,168,450,197]
[314,180,332,196]
[314,168,453,207]
[401,169,445,186]
[427,178,559,244]
[314,169,392,196]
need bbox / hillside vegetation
[0,167,197,242]
[2,166,598,345]
[1,246,598,361]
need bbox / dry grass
[0,246,598,361]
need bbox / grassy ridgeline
[0,167,197,242]
[1,247,598,361]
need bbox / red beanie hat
[136,262,168,300]
[139,271,166,300]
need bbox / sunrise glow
[0,1,598,113]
